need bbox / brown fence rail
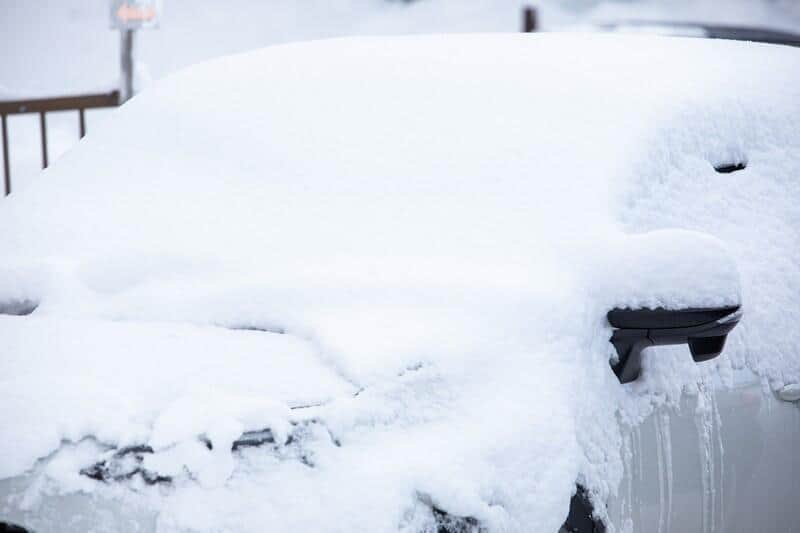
[1,90,120,196]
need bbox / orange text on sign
[116,4,156,23]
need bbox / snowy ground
[2,0,800,191]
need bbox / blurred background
[2,0,800,192]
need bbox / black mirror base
[608,306,741,384]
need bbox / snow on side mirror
[607,306,742,384]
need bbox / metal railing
[1,90,120,196]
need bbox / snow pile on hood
[0,34,798,532]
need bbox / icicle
[708,391,716,533]
[695,379,716,533]
[657,410,673,533]
[635,424,643,484]
[620,429,633,529]
[629,424,642,529]
[712,390,724,529]
[632,423,642,524]
[655,413,665,533]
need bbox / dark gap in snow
[398,362,424,376]
[232,428,275,450]
[0,300,37,316]
[417,493,485,533]
[0,521,31,533]
[80,444,171,485]
[290,401,326,410]
[225,324,286,335]
[561,486,607,533]
[118,444,155,454]
[430,506,483,533]
[714,162,746,173]
[81,420,338,484]
[234,422,325,467]
[291,418,341,448]
[233,427,315,465]
[431,509,481,533]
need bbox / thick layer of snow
[0,316,353,480]
[0,34,798,532]
[3,0,800,191]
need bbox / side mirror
[607,306,741,383]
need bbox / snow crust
[0,34,798,532]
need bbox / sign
[110,0,161,30]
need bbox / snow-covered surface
[3,0,800,191]
[0,33,799,532]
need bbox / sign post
[110,0,161,103]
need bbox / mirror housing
[607,306,741,383]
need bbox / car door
[606,365,800,533]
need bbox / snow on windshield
[0,34,798,532]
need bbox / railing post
[39,112,48,169]
[522,6,538,33]
[120,29,134,103]
[79,108,86,138]
[2,114,9,196]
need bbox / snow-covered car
[0,33,798,533]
